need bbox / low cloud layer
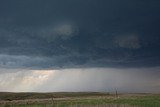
[0,68,160,93]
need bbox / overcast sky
[0,0,160,92]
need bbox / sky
[0,0,160,92]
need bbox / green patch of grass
[0,93,160,107]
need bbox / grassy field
[0,92,159,107]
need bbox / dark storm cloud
[0,0,160,69]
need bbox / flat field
[0,92,159,107]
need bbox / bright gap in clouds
[0,70,54,92]
[0,68,160,93]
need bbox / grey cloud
[53,23,79,40]
[34,67,160,93]
[0,54,75,69]
[1,67,160,92]
[33,21,79,42]
[0,54,90,69]
[0,54,49,69]
[114,34,141,49]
